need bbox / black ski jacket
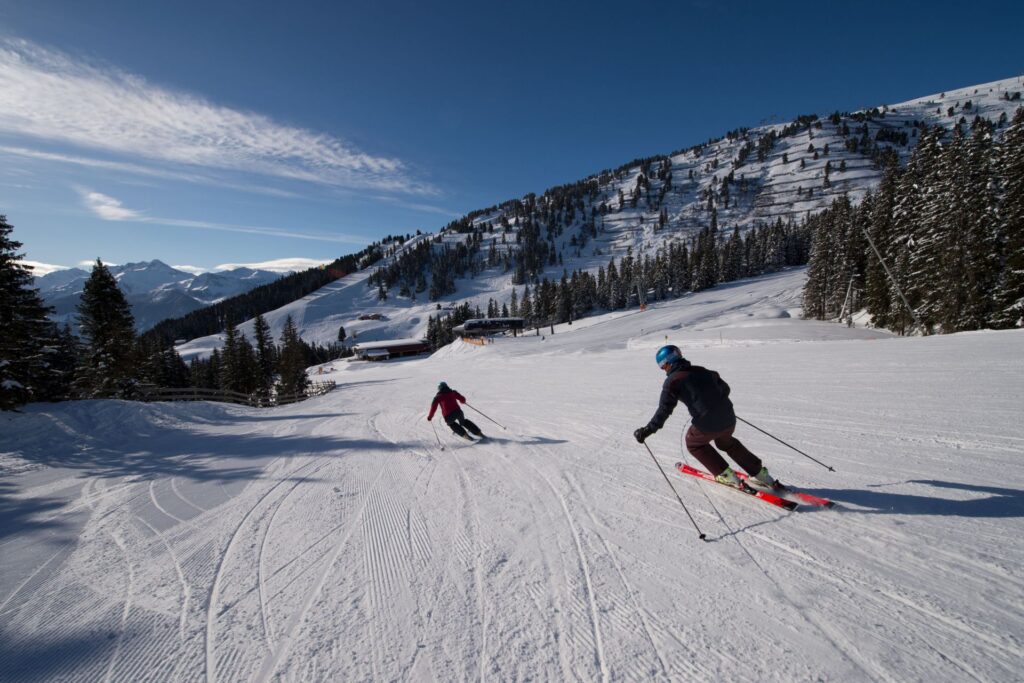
[645,359,736,433]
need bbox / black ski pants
[445,409,482,437]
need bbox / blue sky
[2,0,1021,274]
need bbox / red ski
[734,471,836,509]
[676,463,797,511]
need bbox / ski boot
[715,467,742,488]
[746,466,778,490]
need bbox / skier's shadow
[807,479,1024,518]
[483,435,569,446]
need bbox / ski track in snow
[3,269,1024,681]
[525,458,609,682]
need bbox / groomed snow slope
[3,269,1023,682]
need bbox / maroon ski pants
[685,424,762,477]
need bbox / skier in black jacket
[633,344,776,488]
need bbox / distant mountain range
[34,260,285,332]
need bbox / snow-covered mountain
[4,267,1023,681]
[35,260,285,332]
[176,76,1022,359]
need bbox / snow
[351,338,428,350]
[176,78,1022,363]
[3,268,1023,681]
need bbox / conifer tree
[219,321,258,394]
[207,349,223,388]
[721,227,744,281]
[802,212,833,319]
[219,320,241,391]
[0,216,65,409]
[138,339,189,389]
[904,127,947,331]
[519,284,533,323]
[828,195,862,317]
[865,163,897,328]
[950,123,1000,330]
[993,108,1024,327]
[234,334,259,395]
[276,315,308,397]
[253,314,276,398]
[36,325,79,402]
[74,258,138,397]
[556,274,572,323]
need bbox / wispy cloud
[0,38,436,195]
[0,145,301,198]
[214,258,327,273]
[18,259,69,275]
[371,194,462,217]
[172,259,323,274]
[78,187,369,245]
[80,189,141,220]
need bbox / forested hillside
[803,107,1024,332]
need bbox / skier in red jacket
[427,382,485,440]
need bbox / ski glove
[633,426,653,443]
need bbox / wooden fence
[137,380,336,408]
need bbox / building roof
[352,338,428,351]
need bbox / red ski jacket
[428,389,466,419]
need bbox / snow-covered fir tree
[74,259,138,397]
[276,315,309,397]
[992,108,1024,327]
[220,320,259,395]
[0,215,68,409]
[803,110,1024,333]
[253,313,276,399]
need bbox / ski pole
[464,403,507,431]
[641,442,707,542]
[429,419,445,450]
[737,416,835,472]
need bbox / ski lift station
[452,317,525,337]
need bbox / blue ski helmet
[655,345,682,371]
[438,381,449,391]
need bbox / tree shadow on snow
[0,627,126,682]
[8,430,420,486]
[807,479,1024,518]
[0,481,68,542]
[212,412,355,423]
